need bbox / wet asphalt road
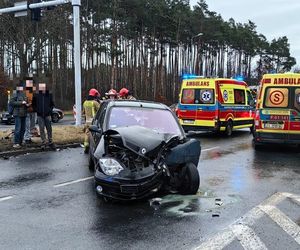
[0,130,300,250]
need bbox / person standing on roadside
[83,88,101,153]
[32,83,55,149]
[10,84,28,148]
[24,79,37,144]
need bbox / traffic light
[29,0,41,22]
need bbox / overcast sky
[190,0,300,66]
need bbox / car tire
[225,120,233,136]
[51,113,59,123]
[179,163,200,195]
[88,148,95,171]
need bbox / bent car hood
[104,125,177,157]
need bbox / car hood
[104,125,179,157]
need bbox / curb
[0,143,82,159]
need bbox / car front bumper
[94,170,163,200]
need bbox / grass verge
[0,125,85,153]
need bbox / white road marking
[193,192,288,250]
[231,224,268,250]
[259,205,300,245]
[194,230,235,250]
[54,176,94,188]
[282,192,300,205]
[0,196,14,202]
[202,146,220,152]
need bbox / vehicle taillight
[291,110,298,117]
[255,110,260,128]
[255,110,260,119]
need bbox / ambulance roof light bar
[182,74,205,80]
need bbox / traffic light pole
[0,0,82,126]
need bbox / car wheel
[179,163,200,195]
[51,113,59,123]
[88,148,95,171]
[225,120,233,136]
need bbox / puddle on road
[149,189,241,217]
[28,193,75,210]
[0,172,52,189]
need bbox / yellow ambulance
[253,73,300,148]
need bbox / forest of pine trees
[0,0,296,109]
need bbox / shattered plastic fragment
[215,201,223,206]
[149,198,162,210]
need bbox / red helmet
[119,88,129,97]
[106,89,118,96]
[89,88,99,97]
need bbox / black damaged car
[88,100,201,201]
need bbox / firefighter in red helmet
[119,87,136,100]
[82,88,100,153]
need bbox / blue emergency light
[234,75,244,81]
[182,74,204,80]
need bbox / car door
[89,102,107,152]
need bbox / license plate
[183,120,194,124]
[264,123,284,129]
[2,117,7,121]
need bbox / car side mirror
[89,125,102,134]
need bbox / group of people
[9,82,134,152]
[82,87,136,153]
[9,79,54,149]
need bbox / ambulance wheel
[225,121,233,136]
[250,124,255,134]
[253,140,262,151]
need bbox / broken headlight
[99,158,124,176]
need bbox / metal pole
[72,0,82,126]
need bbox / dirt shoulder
[0,125,85,155]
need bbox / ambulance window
[264,87,289,108]
[294,88,300,112]
[247,91,255,106]
[181,89,195,104]
[234,89,246,105]
[198,89,214,104]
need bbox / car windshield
[108,107,183,136]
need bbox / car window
[93,102,107,126]
[107,107,183,136]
